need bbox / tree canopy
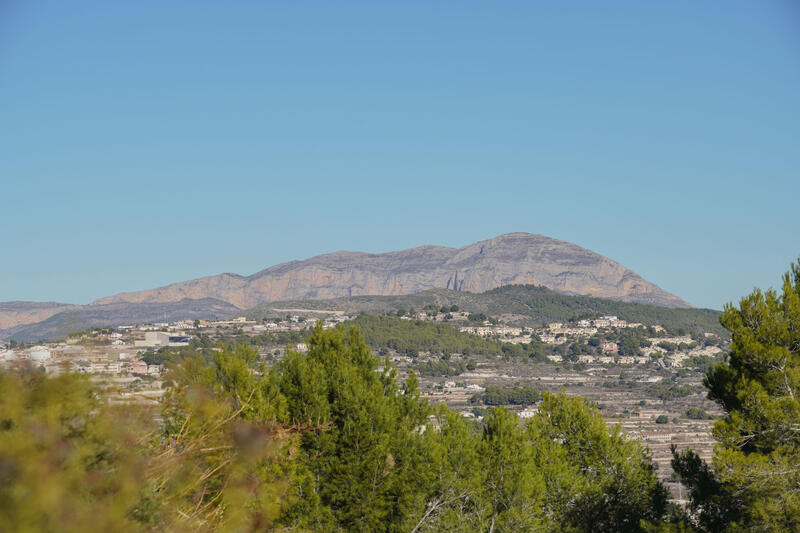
[1,323,677,531]
[673,259,800,532]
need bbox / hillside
[0,301,79,330]
[1,298,241,342]
[91,233,691,310]
[246,284,726,336]
[350,314,530,358]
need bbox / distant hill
[0,301,79,330]
[246,285,726,336]
[1,299,241,342]
[91,233,691,310]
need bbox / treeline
[470,385,542,406]
[684,407,715,420]
[646,382,699,401]
[0,325,675,532]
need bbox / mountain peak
[89,233,690,310]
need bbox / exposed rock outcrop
[93,233,691,309]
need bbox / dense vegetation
[0,325,674,532]
[470,385,543,406]
[671,260,800,531]
[0,348,294,532]
[646,383,700,401]
[351,314,531,358]
[413,359,468,377]
[683,407,715,420]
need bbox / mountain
[93,233,691,309]
[1,233,694,341]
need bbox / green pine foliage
[0,369,154,533]
[0,352,300,532]
[275,325,434,530]
[272,324,670,531]
[470,385,543,406]
[673,259,800,532]
[1,323,676,531]
[527,393,669,531]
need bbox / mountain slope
[245,285,724,336]
[93,233,690,309]
[1,298,242,342]
[0,302,79,330]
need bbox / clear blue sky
[1,1,798,310]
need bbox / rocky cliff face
[93,233,691,309]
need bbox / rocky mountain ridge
[93,233,691,310]
[1,233,691,340]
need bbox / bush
[470,385,542,406]
[684,407,714,420]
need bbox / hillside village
[0,314,351,405]
[395,306,726,366]
[0,314,352,370]
[0,307,726,394]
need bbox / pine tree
[527,392,668,532]
[673,260,800,531]
[275,323,433,531]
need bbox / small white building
[0,349,18,360]
[135,331,171,348]
[29,346,52,362]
